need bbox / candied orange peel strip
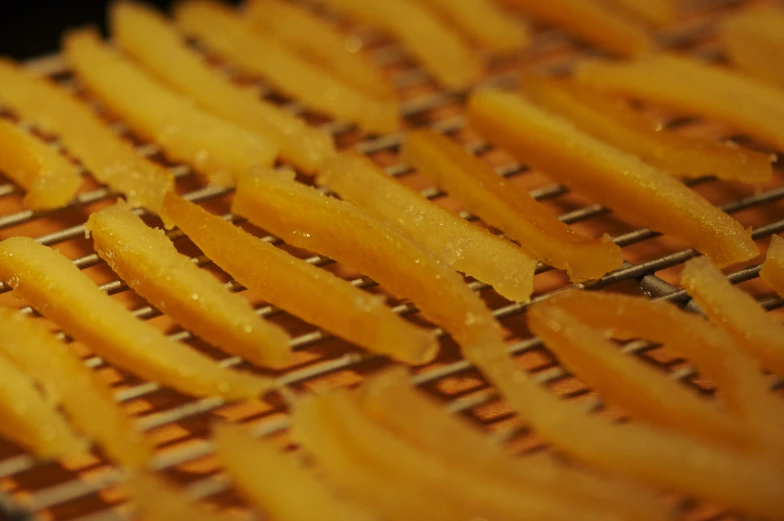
[319,0,485,89]
[402,130,623,282]
[163,192,436,365]
[682,256,784,379]
[522,75,772,183]
[64,29,278,187]
[174,0,399,133]
[467,89,759,267]
[112,1,334,174]
[607,0,676,26]
[0,307,150,467]
[0,119,82,210]
[213,423,378,521]
[86,201,292,369]
[0,237,272,400]
[761,235,784,297]
[720,7,784,91]
[500,0,652,56]
[575,53,784,151]
[317,152,536,302]
[357,367,669,521]
[243,0,392,100]
[0,59,172,215]
[127,472,224,521]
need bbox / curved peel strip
[500,0,652,56]
[402,130,623,281]
[761,235,784,296]
[112,1,334,174]
[319,0,484,89]
[163,192,436,365]
[86,201,292,369]
[0,308,150,467]
[127,472,224,521]
[233,171,501,350]
[467,89,759,267]
[0,59,172,215]
[607,0,676,25]
[213,423,378,521]
[244,0,392,99]
[64,29,277,187]
[0,237,272,400]
[575,53,784,151]
[720,7,784,91]
[0,119,82,210]
[522,75,772,183]
[174,0,399,133]
[317,152,536,302]
[357,367,669,521]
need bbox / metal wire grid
[0,1,781,519]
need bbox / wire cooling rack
[0,1,782,520]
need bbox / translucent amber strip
[760,235,784,297]
[128,472,225,521]
[720,7,784,91]
[607,0,676,26]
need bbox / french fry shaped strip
[682,256,784,379]
[528,300,758,452]
[500,0,652,56]
[127,472,225,521]
[0,237,272,400]
[86,202,292,369]
[319,0,484,89]
[0,308,150,467]
[64,29,277,187]
[213,423,378,521]
[607,0,676,26]
[163,192,436,365]
[720,7,784,91]
[0,119,82,210]
[522,75,772,183]
[294,390,621,521]
[233,171,501,351]
[575,53,784,151]
[112,1,334,174]
[465,345,784,521]
[174,0,399,133]
[358,368,670,521]
[761,235,784,296]
[244,0,392,99]
[318,152,536,302]
[402,130,623,282]
[467,89,759,267]
[0,59,172,215]
[417,0,529,53]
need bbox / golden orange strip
[720,7,784,91]
[213,423,377,521]
[319,0,485,89]
[500,0,652,56]
[0,237,272,400]
[86,202,292,369]
[467,89,759,267]
[575,53,784,151]
[163,192,437,365]
[0,308,150,467]
[402,130,623,282]
[112,1,334,174]
[243,0,393,99]
[522,75,772,183]
[761,235,784,296]
[0,59,172,215]
[0,119,82,210]
[64,29,277,187]
[174,0,399,133]
[127,472,224,521]
[317,152,536,302]
[682,256,784,379]
[607,0,676,26]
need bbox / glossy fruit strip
[522,75,772,183]
[720,7,784,91]
[163,192,437,365]
[467,89,759,267]
[174,0,399,133]
[0,59,172,215]
[127,472,225,521]
[64,29,277,187]
[760,235,784,296]
[87,201,292,369]
[607,0,676,25]
[318,152,536,302]
[0,237,273,400]
[402,130,623,282]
